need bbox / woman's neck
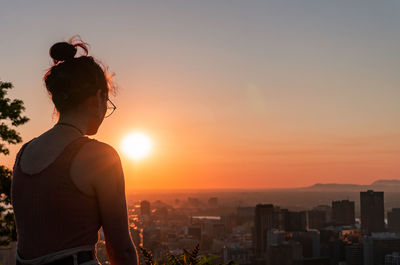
[57,115,89,135]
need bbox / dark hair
[44,36,114,113]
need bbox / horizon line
[125,178,400,193]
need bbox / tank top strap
[13,138,37,171]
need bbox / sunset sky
[1,1,400,190]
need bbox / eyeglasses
[105,98,116,118]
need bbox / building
[254,204,280,262]
[188,197,201,208]
[142,226,162,258]
[267,229,286,247]
[222,246,253,265]
[302,257,331,265]
[186,225,202,240]
[290,230,320,258]
[360,190,385,234]
[332,200,355,226]
[385,252,400,265]
[387,208,400,233]
[140,200,151,216]
[237,206,255,224]
[154,206,168,221]
[212,223,226,240]
[129,227,143,247]
[363,233,400,265]
[282,210,307,231]
[266,241,302,265]
[319,228,344,264]
[345,244,362,265]
[308,210,327,230]
[313,205,332,224]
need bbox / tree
[0,80,29,245]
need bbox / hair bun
[50,42,77,63]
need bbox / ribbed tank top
[11,136,101,259]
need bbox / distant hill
[371,179,400,186]
[298,179,400,192]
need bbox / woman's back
[12,37,138,265]
[11,134,101,259]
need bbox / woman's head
[44,36,114,134]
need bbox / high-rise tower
[254,204,280,262]
[332,200,355,226]
[360,190,384,234]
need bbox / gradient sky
[1,1,400,190]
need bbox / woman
[11,37,138,265]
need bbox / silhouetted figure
[11,36,138,265]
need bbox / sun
[121,132,152,160]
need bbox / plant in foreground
[138,244,236,265]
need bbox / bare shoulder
[72,139,123,186]
[78,139,121,164]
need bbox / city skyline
[121,189,399,264]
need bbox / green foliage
[0,80,29,245]
[0,81,29,155]
[138,245,237,265]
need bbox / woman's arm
[83,141,138,265]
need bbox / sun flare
[121,132,152,161]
